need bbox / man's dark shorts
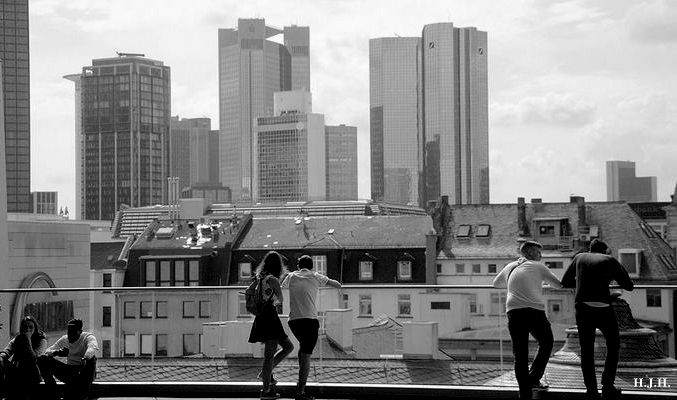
[288,318,320,354]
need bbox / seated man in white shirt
[281,255,341,400]
[38,318,99,400]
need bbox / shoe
[531,380,549,390]
[256,370,277,386]
[602,386,621,400]
[295,394,315,400]
[585,389,602,400]
[260,388,280,400]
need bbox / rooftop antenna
[116,51,145,57]
[394,33,401,37]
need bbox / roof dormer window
[456,225,471,238]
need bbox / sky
[27,0,677,212]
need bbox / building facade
[170,116,215,190]
[370,22,489,207]
[1,0,30,212]
[63,74,84,219]
[218,19,309,202]
[30,191,58,214]
[252,91,325,202]
[169,116,191,191]
[326,125,358,201]
[606,160,658,202]
[73,54,171,221]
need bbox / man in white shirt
[281,255,341,400]
[38,318,99,400]
[493,241,562,400]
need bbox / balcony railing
[1,284,675,399]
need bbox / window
[156,301,168,318]
[618,249,641,277]
[140,334,152,356]
[238,294,248,316]
[140,301,153,318]
[431,301,450,310]
[145,261,156,286]
[175,262,185,286]
[183,334,199,356]
[456,225,471,237]
[538,225,555,236]
[238,262,252,280]
[646,289,662,307]
[199,301,211,318]
[397,260,412,280]
[102,273,112,290]
[472,264,481,274]
[124,301,136,318]
[488,264,497,274]
[455,264,465,274]
[548,300,562,315]
[102,340,111,358]
[160,261,171,286]
[436,263,442,274]
[102,306,111,327]
[397,294,411,316]
[469,294,478,314]
[359,294,372,316]
[156,334,168,356]
[359,261,373,280]
[476,224,491,237]
[545,261,563,269]
[124,334,136,356]
[183,301,196,318]
[490,292,507,315]
[341,293,349,309]
[188,260,200,286]
[312,255,327,275]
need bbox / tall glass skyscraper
[70,55,171,220]
[218,19,310,202]
[1,0,30,212]
[370,22,489,206]
[326,124,358,201]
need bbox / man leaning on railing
[37,318,99,400]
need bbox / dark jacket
[562,252,634,304]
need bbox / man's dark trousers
[575,303,620,393]
[38,355,97,400]
[507,307,554,400]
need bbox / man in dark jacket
[562,240,634,400]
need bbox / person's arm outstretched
[83,334,99,360]
[612,258,634,291]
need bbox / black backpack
[244,275,268,316]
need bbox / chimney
[531,198,542,203]
[570,196,586,226]
[518,197,529,237]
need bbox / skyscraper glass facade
[326,125,358,201]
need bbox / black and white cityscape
[1,1,676,399]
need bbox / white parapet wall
[325,309,352,351]
[403,321,439,359]
[202,321,262,358]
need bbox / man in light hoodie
[38,318,99,400]
[493,241,562,400]
[281,255,341,400]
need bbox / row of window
[121,300,211,319]
[144,260,200,286]
[439,261,564,275]
[237,258,413,281]
[123,333,200,357]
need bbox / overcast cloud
[27,0,677,210]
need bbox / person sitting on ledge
[0,315,47,400]
[38,318,99,400]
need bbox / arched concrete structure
[10,272,58,335]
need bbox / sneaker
[602,386,621,400]
[256,370,278,386]
[531,380,549,390]
[260,388,280,400]
[295,394,315,400]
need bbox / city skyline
[26,0,677,213]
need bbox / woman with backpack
[248,251,294,400]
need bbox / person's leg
[598,307,620,399]
[295,319,319,398]
[272,337,294,369]
[528,309,554,386]
[508,309,532,400]
[261,339,278,393]
[68,357,97,400]
[576,304,600,395]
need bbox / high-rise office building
[30,191,58,214]
[170,117,215,189]
[69,54,171,220]
[284,25,311,91]
[1,0,30,212]
[218,18,309,202]
[326,125,358,201]
[370,22,489,206]
[606,160,657,202]
[208,130,220,184]
[253,91,325,202]
[169,116,190,191]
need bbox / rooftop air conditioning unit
[579,233,591,242]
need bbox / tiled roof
[236,215,433,250]
[90,242,127,270]
[628,202,670,220]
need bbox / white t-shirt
[281,269,329,321]
[493,259,562,312]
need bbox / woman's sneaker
[260,388,280,400]
[256,371,278,386]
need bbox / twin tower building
[65,18,488,221]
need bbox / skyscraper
[169,116,191,191]
[253,91,325,202]
[606,160,657,202]
[284,25,311,91]
[1,0,30,212]
[370,22,489,206]
[218,19,309,202]
[326,124,358,201]
[70,54,171,220]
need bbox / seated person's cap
[67,318,83,330]
[519,240,543,253]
